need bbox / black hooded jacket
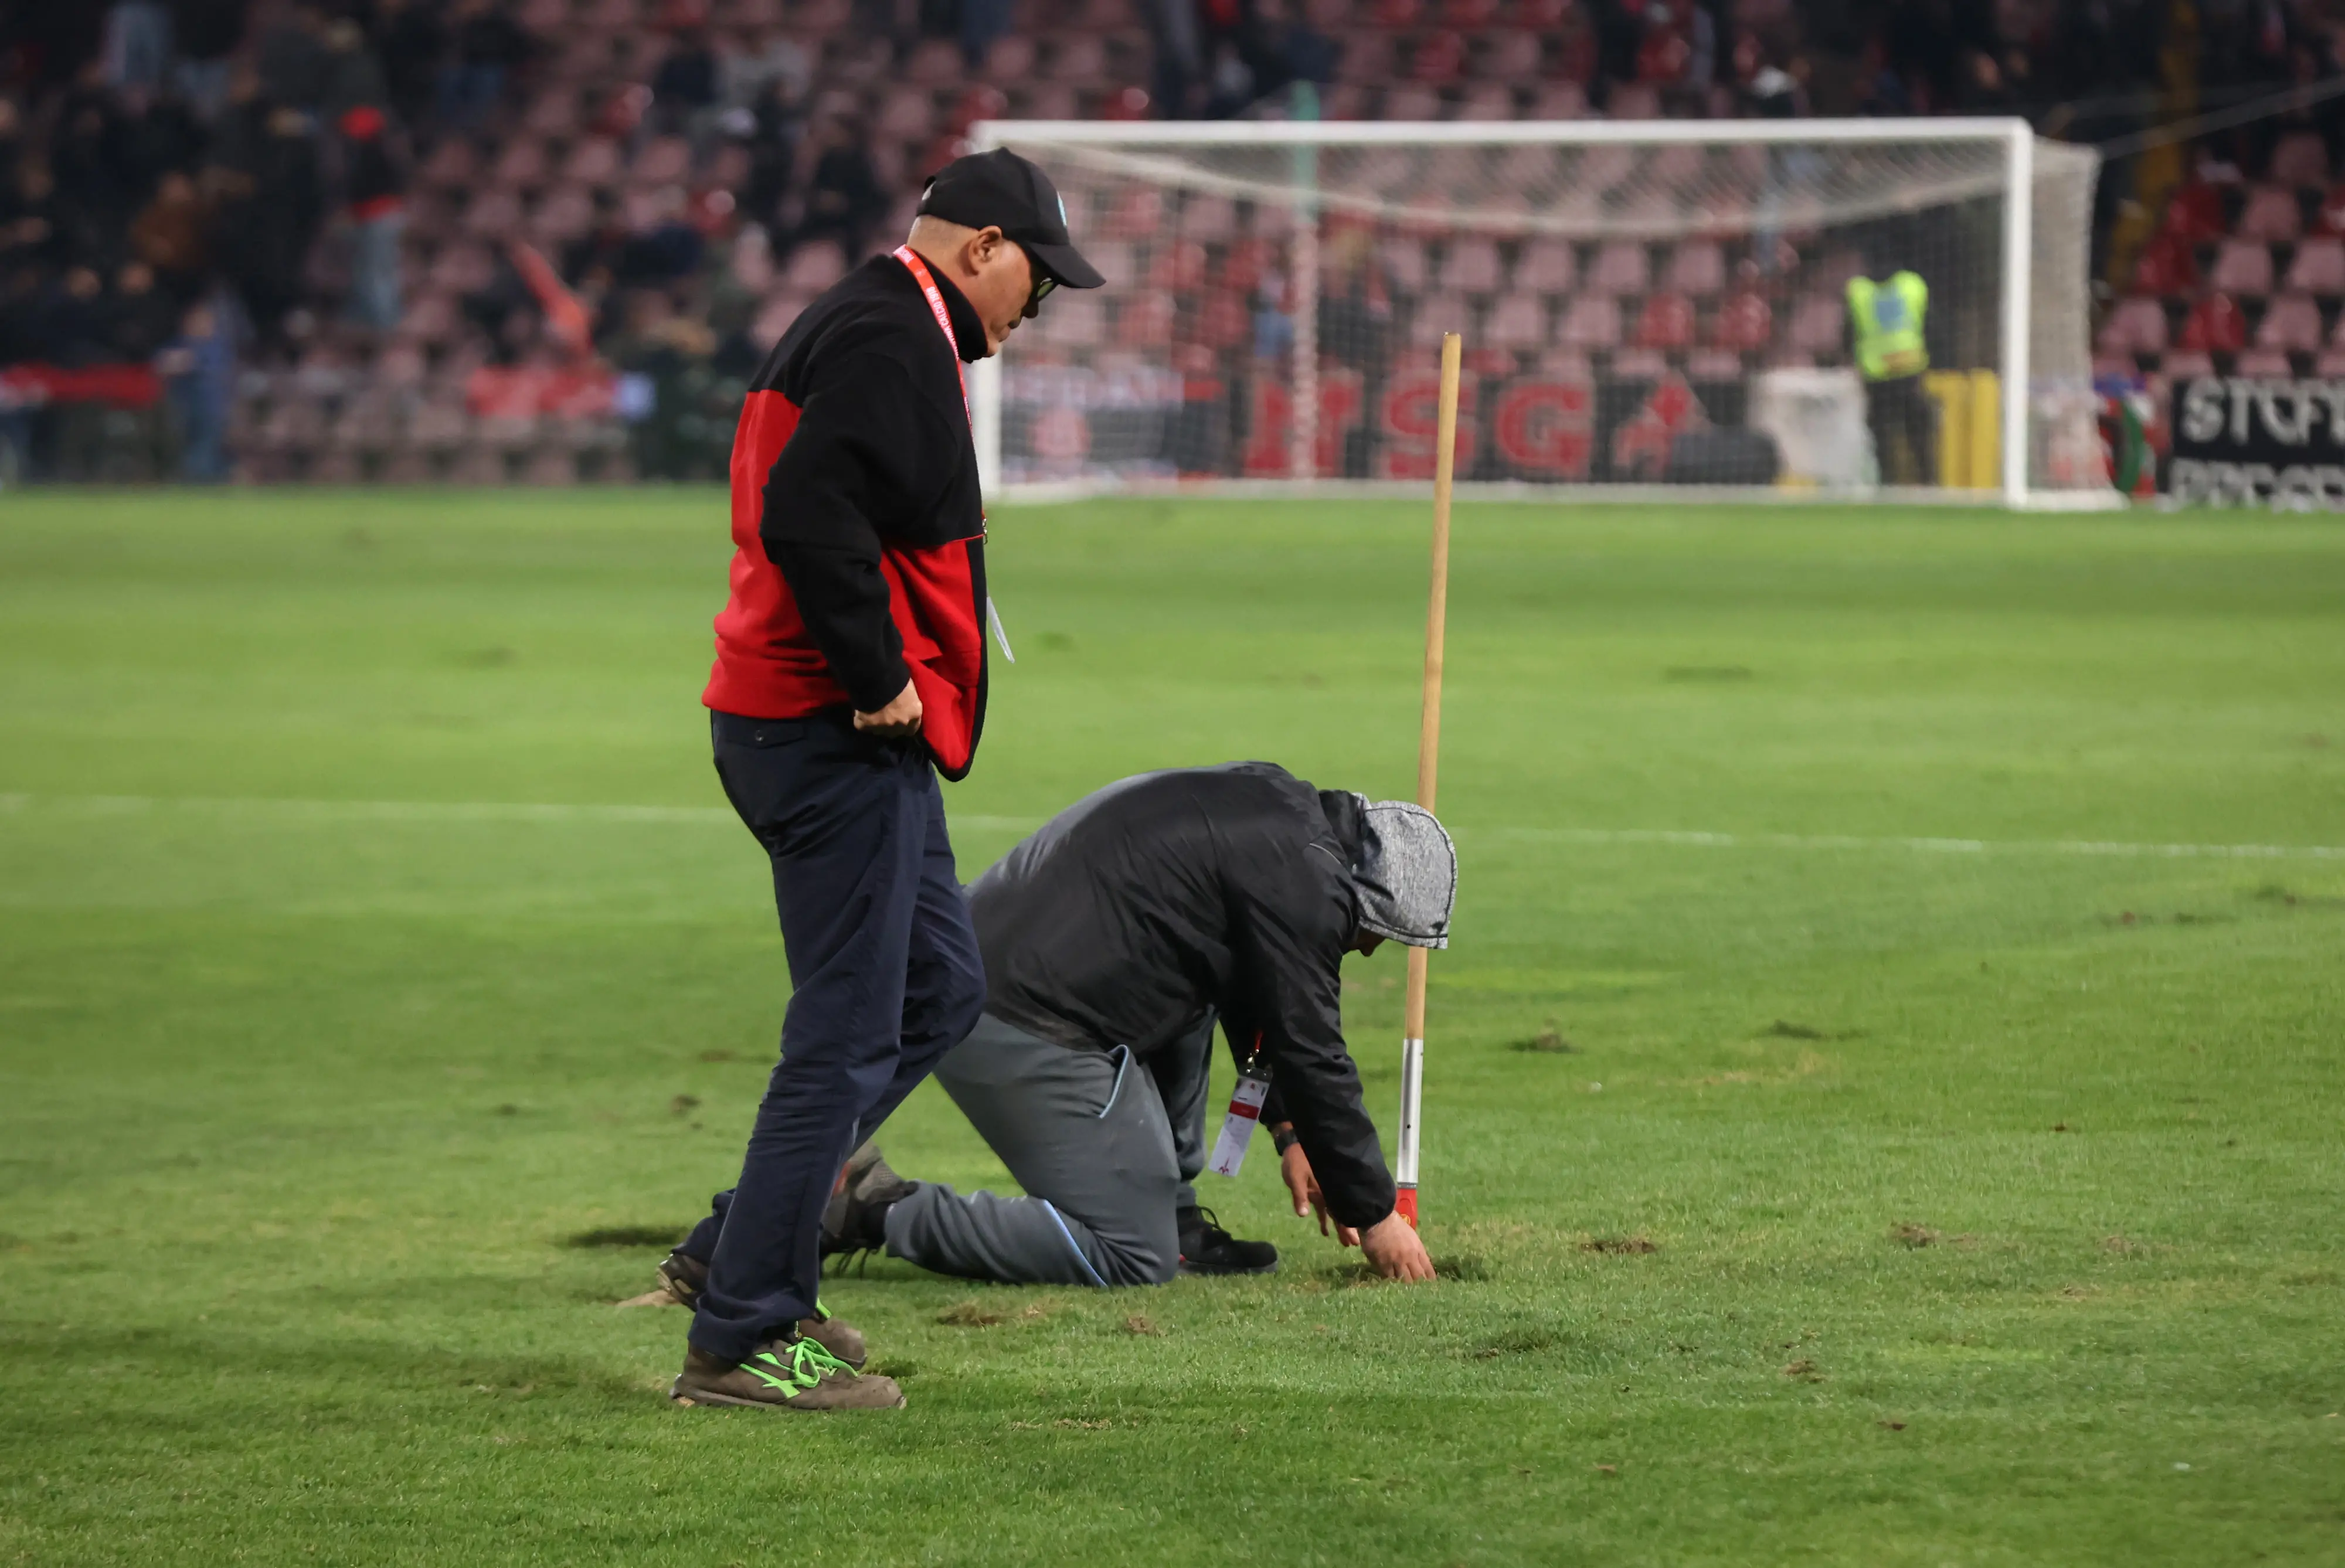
[967,763,1396,1229]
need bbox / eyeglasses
[1018,244,1057,319]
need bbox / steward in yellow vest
[1847,271,1930,382]
[1847,270,1935,483]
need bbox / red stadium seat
[1685,348,1742,380]
[2095,295,2170,356]
[1380,83,1440,118]
[1708,289,1773,351]
[2235,185,2302,243]
[2255,291,2324,351]
[1663,241,1725,296]
[1335,34,1395,81]
[1512,237,1575,292]
[1410,294,1476,345]
[1437,237,1503,293]
[1555,294,1623,349]
[419,139,478,192]
[1190,293,1250,351]
[2312,182,2345,236]
[875,87,936,142]
[2207,240,2274,296]
[2234,346,2293,376]
[1607,83,1660,119]
[1150,240,1208,291]
[2159,349,2215,379]
[1484,294,1547,349]
[2284,236,2345,294]
[461,189,522,240]
[1585,240,1649,295]
[561,138,622,188]
[1101,186,1164,239]
[781,241,848,294]
[1116,293,1173,347]
[1478,30,1541,80]
[980,36,1036,81]
[1454,82,1514,120]
[1048,36,1106,81]
[490,138,549,190]
[1631,291,1695,349]
[2179,292,2248,353]
[1525,83,1588,119]
[628,137,692,188]
[1377,236,1430,293]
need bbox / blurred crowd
[0,0,2339,482]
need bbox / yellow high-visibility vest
[1847,271,1929,381]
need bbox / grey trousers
[884,1011,1213,1287]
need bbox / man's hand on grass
[1279,1139,1360,1246]
[854,679,923,738]
[1360,1212,1436,1282]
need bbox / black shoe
[1177,1204,1278,1275]
[820,1142,916,1260]
[654,1249,708,1307]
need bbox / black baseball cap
[916,148,1106,290]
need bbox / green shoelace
[745,1336,855,1396]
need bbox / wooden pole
[1394,331,1460,1229]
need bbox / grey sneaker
[640,1250,867,1368]
[669,1337,904,1411]
[821,1143,916,1260]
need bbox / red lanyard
[893,244,968,427]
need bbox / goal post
[968,117,2113,509]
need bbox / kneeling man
[834,761,1450,1285]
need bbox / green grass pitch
[2,489,2341,1566]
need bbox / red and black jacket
[703,253,990,777]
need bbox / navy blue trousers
[689,709,986,1362]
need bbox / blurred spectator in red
[341,106,407,331]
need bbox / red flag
[506,240,593,360]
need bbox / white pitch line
[1,793,2339,860]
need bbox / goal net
[969,120,2110,508]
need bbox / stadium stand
[1,0,2340,483]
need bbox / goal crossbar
[970,118,2112,510]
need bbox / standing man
[1846,261,1935,487]
[677,149,1104,1412]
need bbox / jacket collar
[904,257,989,364]
[1316,788,1367,873]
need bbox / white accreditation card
[1205,1070,1272,1178]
